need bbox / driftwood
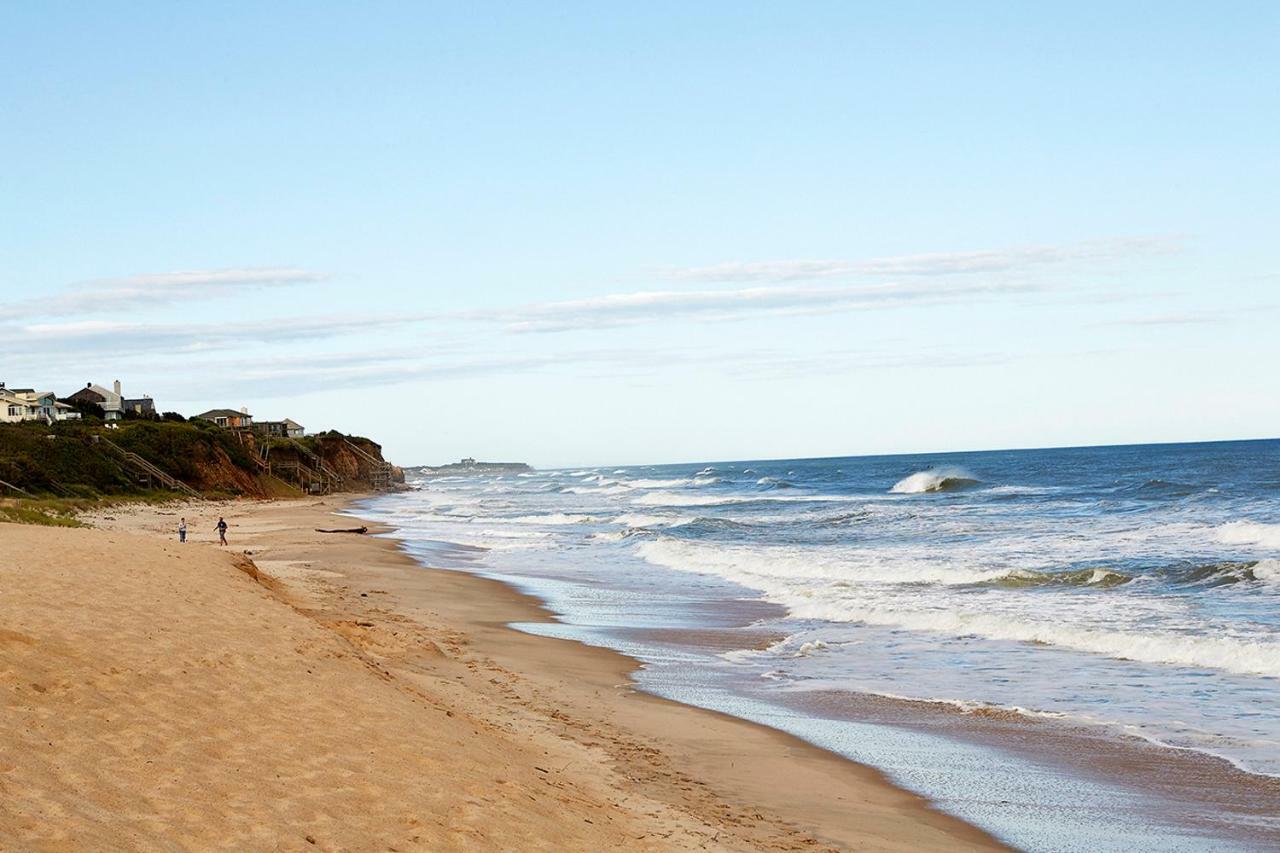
[315,526,369,535]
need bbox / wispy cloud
[1100,311,1228,327]
[148,349,645,400]
[459,278,1039,333]
[0,313,426,360]
[665,237,1179,284]
[7,267,325,316]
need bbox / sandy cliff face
[187,442,268,497]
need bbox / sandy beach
[0,498,1003,851]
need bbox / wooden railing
[342,439,393,490]
[97,436,201,497]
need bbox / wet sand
[0,499,1003,851]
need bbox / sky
[2,2,1277,468]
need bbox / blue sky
[2,2,1276,467]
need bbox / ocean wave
[813,510,872,527]
[781,601,1280,678]
[561,485,631,496]
[625,477,695,488]
[632,490,860,507]
[756,476,796,489]
[1254,559,1280,583]
[609,512,685,527]
[667,516,758,535]
[1166,560,1279,588]
[1215,520,1280,549]
[507,513,601,525]
[890,466,980,494]
[635,538,1012,586]
[979,567,1132,589]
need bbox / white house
[0,384,79,424]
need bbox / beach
[362,447,1280,851]
[0,498,1000,851]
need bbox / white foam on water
[624,477,695,488]
[1216,521,1280,549]
[610,513,686,528]
[635,538,1280,677]
[785,601,1280,678]
[632,490,860,507]
[1253,559,1280,583]
[562,485,631,495]
[508,513,601,525]
[636,538,1014,586]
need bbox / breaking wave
[980,568,1132,589]
[781,601,1280,678]
[508,513,601,525]
[890,466,980,494]
[635,538,1014,586]
[1216,521,1280,549]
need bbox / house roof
[196,409,252,419]
[2,389,56,402]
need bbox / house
[124,395,156,417]
[1,383,79,424]
[66,381,123,420]
[195,407,254,428]
[253,418,305,438]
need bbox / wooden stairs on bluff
[96,436,201,498]
[342,438,394,490]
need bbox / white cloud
[459,278,1039,333]
[6,267,325,316]
[665,237,1179,284]
[1100,311,1227,327]
[0,313,426,358]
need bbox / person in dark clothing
[215,517,228,546]
[178,517,187,543]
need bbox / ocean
[360,439,1280,851]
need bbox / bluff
[0,420,401,499]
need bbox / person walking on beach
[178,517,187,543]
[215,517,228,546]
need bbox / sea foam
[1216,521,1280,549]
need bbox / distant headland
[411,457,532,475]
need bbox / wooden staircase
[287,439,343,492]
[342,439,393,490]
[272,460,326,494]
[232,429,271,473]
[97,436,201,497]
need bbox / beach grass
[0,493,183,527]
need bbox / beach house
[64,380,154,421]
[1,384,79,424]
[252,418,305,438]
[195,407,254,428]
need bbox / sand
[0,499,1004,851]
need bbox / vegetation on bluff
[0,419,398,501]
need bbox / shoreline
[321,496,1011,850]
[353,489,1280,850]
[3,495,1006,850]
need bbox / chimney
[113,379,122,396]
[240,406,248,414]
